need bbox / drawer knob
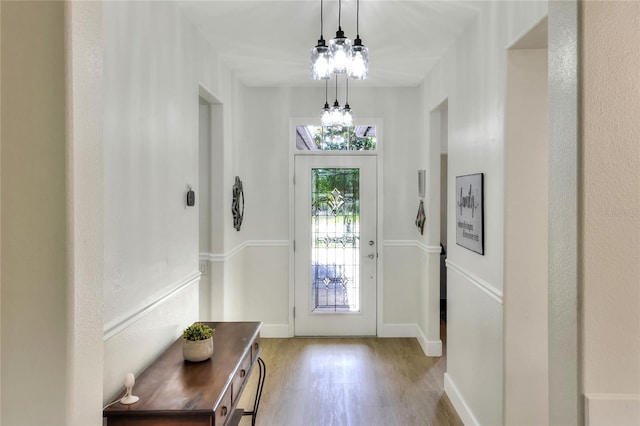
[240,369,246,378]
[221,406,228,416]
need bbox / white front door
[294,155,377,336]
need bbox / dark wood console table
[104,322,265,426]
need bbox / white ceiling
[179,1,481,87]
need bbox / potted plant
[182,323,215,362]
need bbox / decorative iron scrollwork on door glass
[311,168,360,312]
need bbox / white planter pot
[183,337,214,362]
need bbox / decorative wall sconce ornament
[232,176,244,231]
[415,200,426,235]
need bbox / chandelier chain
[320,0,324,38]
[325,79,328,103]
[346,76,349,104]
[356,0,360,37]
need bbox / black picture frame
[455,173,484,255]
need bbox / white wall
[548,1,580,422]
[420,2,548,424]
[229,86,428,338]
[1,3,69,424]
[102,1,243,402]
[581,3,640,424]
[504,47,549,425]
[66,2,105,424]
[0,2,3,417]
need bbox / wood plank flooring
[238,333,462,426]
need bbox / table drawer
[251,336,260,363]
[214,387,232,426]
[231,350,251,405]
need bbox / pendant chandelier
[310,0,368,79]
[321,75,353,128]
[311,0,368,126]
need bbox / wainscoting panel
[382,241,442,356]
[445,373,481,426]
[446,262,504,425]
[103,272,200,402]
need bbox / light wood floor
[238,328,462,426]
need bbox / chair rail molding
[383,240,441,254]
[446,259,503,304]
[103,269,202,341]
[200,240,289,263]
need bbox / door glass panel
[311,168,360,312]
[296,126,377,151]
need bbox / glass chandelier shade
[342,103,353,127]
[329,28,352,74]
[310,0,331,80]
[329,99,343,126]
[348,0,368,79]
[311,39,331,80]
[348,37,368,80]
[321,103,332,126]
[341,75,353,126]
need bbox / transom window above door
[296,125,377,151]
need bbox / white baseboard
[382,323,442,357]
[416,326,442,357]
[445,373,480,426]
[260,324,290,338]
[585,393,640,426]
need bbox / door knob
[367,253,375,259]
[369,240,375,246]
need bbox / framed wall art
[455,173,484,255]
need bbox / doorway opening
[430,100,449,323]
[292,123,381,336]
[198,86,224,320]
[504,16,549,424]
[294,154,377,336]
